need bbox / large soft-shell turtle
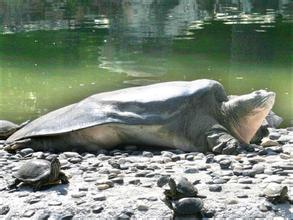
[4,79,275,154]
[0,120,29,140]
[8,156,68,191]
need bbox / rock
[238,178,253,184]
[269,132,281,140]
[71,192,86,198]
[185,155,194,161]
[209,185,222,192]
[241,169,256,177]
[68,157,82,163]
[137,204,149,211]
[63,152,81,158]
[280,153,291,159]
[19,148,34,156]
[97,184,111,190]
[111,177,124,185]
[261,138,279,147]
[92,205,104,214]
[258,203,272,212]
[173,198,203,215]
[184,168,198,174]
[93,195,106,201]
[161,151,174,158]
[22,210,35,217]
[128,179,141,185]
[135,171,150,177]
[252,164,265,174]
[48,200,62,206]
[171,155,181,162]
[236,194,248,198]
[219,159,232,169]
[0,205,9,215]
[142,151,153,158]
[206,154,215,163]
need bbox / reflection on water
[0,0,292,126]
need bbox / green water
[0,0,292,126]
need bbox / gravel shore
[0,127,292,219]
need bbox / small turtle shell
[264,183,288,198]
[13,159,52,183]
[0,120,19,138]
[175,177,198,197]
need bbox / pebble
[19,148,34,156]
[209,185,222,192]
[111,177,124,184]
[252,164,265,174]
[184,168,198,173]
[236,194,248,198]
[161,151,174,158]
[135,171,150,177]
[49,200,62,206]
[93,195,106,201]
[92,205,104,214]
[22,210,35,217]
[0,205,9,215]
[63,152,81,158]
[129,179,141,185]
[71,192,86,198]
[137,204,149,211]
[142,151,153,157]
[280,153,291,159]
[97,184,111,190]
[261,138,279,147]
[238,178,253,184]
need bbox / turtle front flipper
[4,138,32,153]
[59,171,69,184]
[7,179,22,190]
[206,125,241,155]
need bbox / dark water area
[0,0,292,126]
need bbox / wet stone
[142,151,153,157]
[19,148,34,156]
[93,195,106,201]
[71,192,86,198]
[49,200,62,206]
[209,185,222,192]
[238,178,253,184]
[0,205,9,215]
[137,204,149,211]
[92,205,104,214]
[184,168,198,174]
[22,210,35,217]
[97,184,111,190]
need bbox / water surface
[0,0,292,126]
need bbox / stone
[184,168,198,174]
[129,179,141,185]
[206,154,215,163]
[48,200,62,206]
[93,195,106,201]
[238,178,253,184]
[236,194,248,198]
[209,185,222,192]
[142,151,153,158]
[19,148,34,156]
[63,152,81,158]
[135,171,150,177]
[92,205,104,214]
[0,205,9,215]
[261,138,279,147]
[186,155,194,161]
[252,164,265,174]
[22,210,35,217]
[111,177,124,185]
[171,155,181,162]
[71,192,86,198]
[280,153,291,159]
[269,132,281,140]
[161,151,174,158]
[241,169,256,177]
[258,203,272,212]
[137,204,149,211]
[97,184,111,190]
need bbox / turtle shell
[6,79,227,143]
[173,198,203,215]
[0,120,19,139]
[14,159,52,183]
[176,177,198,197]
[264,183,288,198]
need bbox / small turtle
[8,156,68,191]
[164,177,198,200]
[0,120,29,140]
[263,183,289,204]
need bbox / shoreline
[0,127,292,219]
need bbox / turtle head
[223,90,275,144]
[50,156,61,179]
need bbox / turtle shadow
[8,183,69,195]
[274,202,292,218]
